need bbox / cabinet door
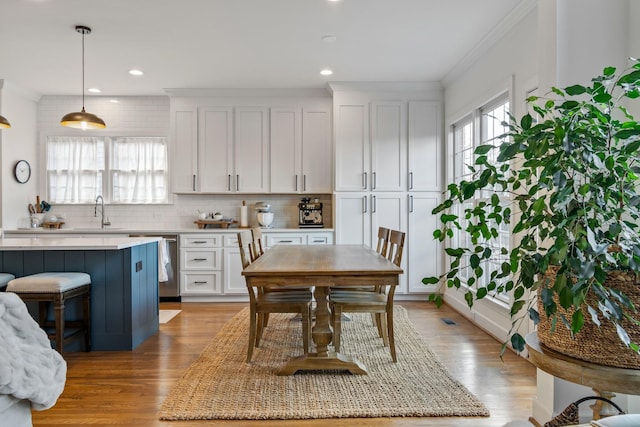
[172,107,198,192]
[370,101,406,192]
[270,108,301,193]
[407,193,441,293]
[223,247,248,294]
[334,192,370,246]
[335,103,369,191]
[408,101,442,191]
[370,192,407,293]
[234,107,268,193]
[302,109,332,193]
[199,107,233,192]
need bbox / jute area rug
[159,305,489,420]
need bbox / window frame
[40,130,170,205]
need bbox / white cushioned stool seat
[0,273,15,291]
[7,272,90,293]
[7,272,91,355]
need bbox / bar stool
[7,272,91,355]
[0,273,15,291]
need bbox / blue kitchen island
[0,236,160,351]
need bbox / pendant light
[0,115,10,129]
[60,25,106,130]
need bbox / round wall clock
[14,160,31,184]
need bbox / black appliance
[298,198,324,228]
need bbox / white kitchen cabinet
[407,193,441,293]
[265,231,333,248]
[179,234,222,295]
[408,101,442,191]
[172,104,268,193]
[270,107,332,193]
[222,233,249,295]
[234,107,269,193]
[171,105,198,192]
[334,101,406,192]
[199,107,233,192]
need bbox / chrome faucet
[94,195,111,228]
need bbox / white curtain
[46,136,104,203]
[110,137,168,203]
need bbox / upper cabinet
[332,84,443,193]
[270,107,332,193]
[408,101,442,192]
[170,94,332,194]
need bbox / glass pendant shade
[61,25,106,129]
[0,114,10,129]
[60,108,106,129]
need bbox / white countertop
[7,227,334,235]
[0,236,161,250]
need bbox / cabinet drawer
[181,272,221,294]
[180,234,221,248]
[180,249,221,270]
[222,233,240,247]
[307,233,334,245]
[266,234,305,247]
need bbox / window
[46,135,168,204]
[450,94,511,300]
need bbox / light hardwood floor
[32,301,537,427]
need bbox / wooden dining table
[241,244,403,375]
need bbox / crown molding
[441,0,538,87]
[164,87,331,98]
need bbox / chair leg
[263,313,270,328]
[333,305,342,353]
[374,313,384,338]
[379,313,389,347]
[387,309,396,362]
[256,313,266,347]
[247,306,257,362]
[301,307,310,354]
[54,297,65,355]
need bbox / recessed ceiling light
[110,99,120,103]
[87,88,101,93]
[129,69,144,76]
[320,69,333,76]
[321,35,337,43]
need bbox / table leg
[277,286,367,376]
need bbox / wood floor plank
[31,301,537,426]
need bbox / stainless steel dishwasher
[130,233,179,301]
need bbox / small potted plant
[424,59,640,366]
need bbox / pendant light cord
[81,28,86,112]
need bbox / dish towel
[158,238,169,282]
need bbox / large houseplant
[424,59,640,360]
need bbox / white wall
[441,5,539,345]
[1,81,39,230]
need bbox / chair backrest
[237,230,254,269]
[250,227,265,262]
[376,227,390,257]
[387,229,405,267]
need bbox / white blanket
[0,292,66,411]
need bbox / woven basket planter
[537,267,640,369]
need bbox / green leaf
[521,114,533,130]
[603,66,616,76]
[470,254,481,268]
[511,333,526,352]
[565,84,586,95]
[422,276,439,285]
[474,144,494,155]
[476,287,488,299]
[571,310,584,335]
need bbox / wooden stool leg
[54,295,65,354]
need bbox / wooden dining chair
[330,226,390,295]
[238,230,312,362]
[330,229,405,362]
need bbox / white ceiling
[1,0,526,97]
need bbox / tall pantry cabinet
[331,83,443,295]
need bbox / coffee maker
[298,198,323,228]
